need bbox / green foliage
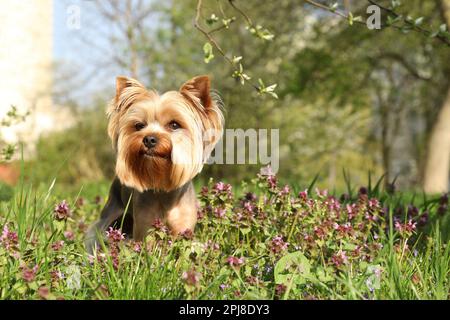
[26,105,114,186]
[0,105,28,162]
[0,182,13,202]
[0,170,448,299]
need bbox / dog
[85,75,224,253]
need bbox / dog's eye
[168,121,181,130]
[135,123,146,131]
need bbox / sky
[53,0,122,105]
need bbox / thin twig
[368,0,450,46]
[194,0,233,65]
[228,0,252,27]
[194,0,260,91]
[303,0,450,46]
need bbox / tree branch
[194,0,260,91]
[303,0,450,46]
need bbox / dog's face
[107,76,223,192]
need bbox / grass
[0,169,449,300]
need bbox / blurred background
[0,0,449,194]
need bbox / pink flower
[243,201,255,213]
[270,235,289,254]
[226,256,245,267]
[63,230,75,241]
[219,283,230,291]
[182,269,201,287]
[315,188,328,198]
[214,207,226,218]
[132,241,142,253]
[51,240,64,251]
[298,189,308,201]
[50,270,64,281]
[0,224,18,250]
[346,204,357,219]
[22,264,38,282]
[267,175,277,189]
[200,186,209,197]
[179,229,194,240]
[280,185,290,196]
[205,240,220,251]
[368,198,380,209]
[105,227,125,243]
[54,200,71,220]
[331,250,348,267]
[333,222,352,235]
[213,182,232,193]
[275,284,287,297]
[395,219,417,234]
[152,218,169,233]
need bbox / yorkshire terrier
[85,75,224,252]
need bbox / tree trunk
[423,89,450,193]
[423,0,450,193]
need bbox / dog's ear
[180,76,224,162]
[180,75,212,110]
[115,76,146,106]
[108,76,147,150]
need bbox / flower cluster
[54,200,71,221]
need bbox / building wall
[0,0,55,146]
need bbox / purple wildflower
[152,218,169,233]
[275,284,286,297]
[63,230,75,241]
[270,235,289,254]
[407,205,419,217]
[331,250,348,267]
[267,175,277,189]
[182,269,201,287]
[298,189,308,202]
[51,240,64,251]
[54,200,71,221]
[418,212,429,227]
[219,283,230,291]
[226,256,245,267]
[214,207,226,218]
[245,192,257,202]
[180,229,194,240]
[0,224,18,250]
[358,187,368,195]
[105,227,125,243]
[22,264,39,283]
[394,219,417,234]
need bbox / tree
[423,0,450,193]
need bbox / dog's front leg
[85,178,125,253]
[132,197,160,241]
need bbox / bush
[0,181,13,202]
[27,106,115,185]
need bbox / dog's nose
[143,136,158,148]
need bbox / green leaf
[232,56,242,64]
[348,12,354,26]
[203,42,214,64]
[240,227,251,236]
[316,266,334,283]
[274,251,312,285]
[414,17,424,26]
[329,3,338,12]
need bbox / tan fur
[108,75,223,193]
[85,76,223,251]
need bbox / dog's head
[107,75,223,192]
